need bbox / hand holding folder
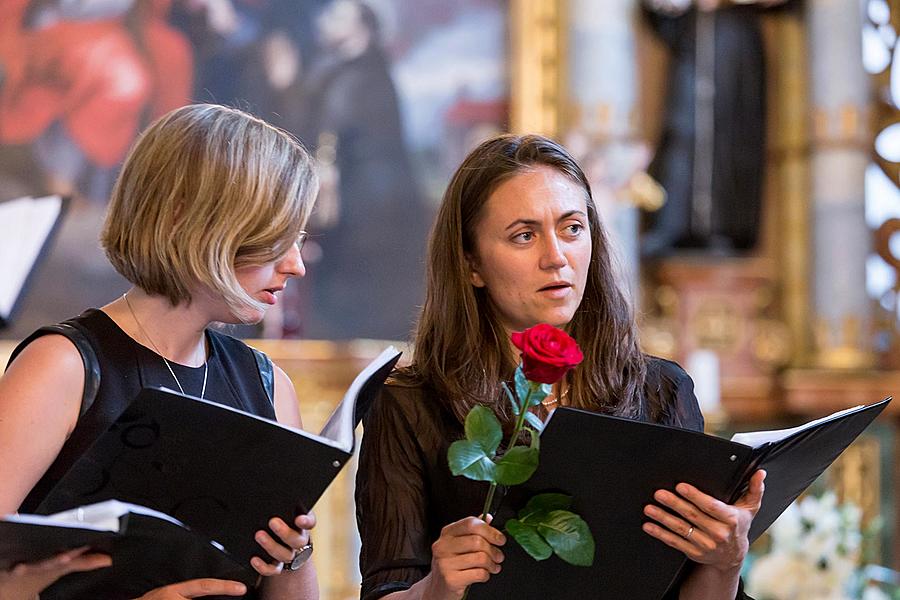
[467,397,890,600]
[1,501,251,600]
[14,346,401,599]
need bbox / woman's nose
[279,243,306,278]
[540,234,568,270]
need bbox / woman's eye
[512,231,534,243]
[564,223,585,236]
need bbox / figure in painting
[292,0,427,341]
[641,0,787,257]
[0,0,192,203]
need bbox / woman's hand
[134,578,247,599]
[422,515,506,600]
[251,512,316,576]
[0,547,111,600]
[642,469,766,572]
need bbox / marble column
[807,0,874,368]
[565,0,646,296]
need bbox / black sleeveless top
[9,309,276,514]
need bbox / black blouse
[355,356,752,600]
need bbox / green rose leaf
[515,367,548,408]
[505,518,552,561]
[494,445,539,485]
[523,411,545,433]
[525,426,540,452]
[448,439,497,482]
[502,382,520,417]
[519,493,573,523]
[465,405,503,456]
[535,510,595,567]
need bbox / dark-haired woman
[355,134,764,600]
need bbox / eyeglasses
[296,231,308,251]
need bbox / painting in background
[0,0,507,341]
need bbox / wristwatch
[283,541,313,572]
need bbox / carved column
[769,9,811,367]
[806,1,874,369]
[564,0,648,292]
[510,0,566,138]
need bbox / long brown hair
[399,134,646,425]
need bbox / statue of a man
[641,0,788,257]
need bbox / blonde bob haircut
[101,104,318,321]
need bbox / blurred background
[2,0,900,597]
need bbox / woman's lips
[261,287,283,305]
[538,283,572,299]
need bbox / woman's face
[467,166,592,332]
[234,241,306,323]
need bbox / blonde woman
[0,104,320,599]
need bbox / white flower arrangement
[746,492,866,600]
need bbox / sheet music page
[0,195,64,320]
[319,345,400,451]
[6,500,183,532]
[730,404,865,448]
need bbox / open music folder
[26,346,401,598]
[0,195,68,328]
[467,398,890,600]
[1,500,255,599]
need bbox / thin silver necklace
[123,292,208,399]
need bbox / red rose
[510,324,584,384]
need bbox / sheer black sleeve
[643,357,704,432]
[356,385,432,600]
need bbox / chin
[225,305,266,326]
[544,310,577,329]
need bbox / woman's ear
[466,253,486,288]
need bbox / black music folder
[0,195,68,328]
[467,398,890,600]
[1,501,253,599]
[31,346,401,596]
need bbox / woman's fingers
[641,521,704,560]
[643,504,716,552]
[250,527,293,576]
[9,547,111,577]
[439,549,503,575]
[249,512,315,577]
[737,470,766,512]
[439,516,506,547]
[58,552,113,575]
[133,579,248,599]
[653,488,721,531]
[645,475,766,571]
[249,556,283,577]
[448,534,505,563]
[294,511,316,531]
[253,528,295,563]
[429,515,507,595]
[268,517,308,551]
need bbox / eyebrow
[504,210,588,231]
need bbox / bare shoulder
[273,362,302,428]
[0,334,85,512]
[2,334,85,397]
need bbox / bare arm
[0,334,84,514]
[0,335,115,594]
[258,365,319,600]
